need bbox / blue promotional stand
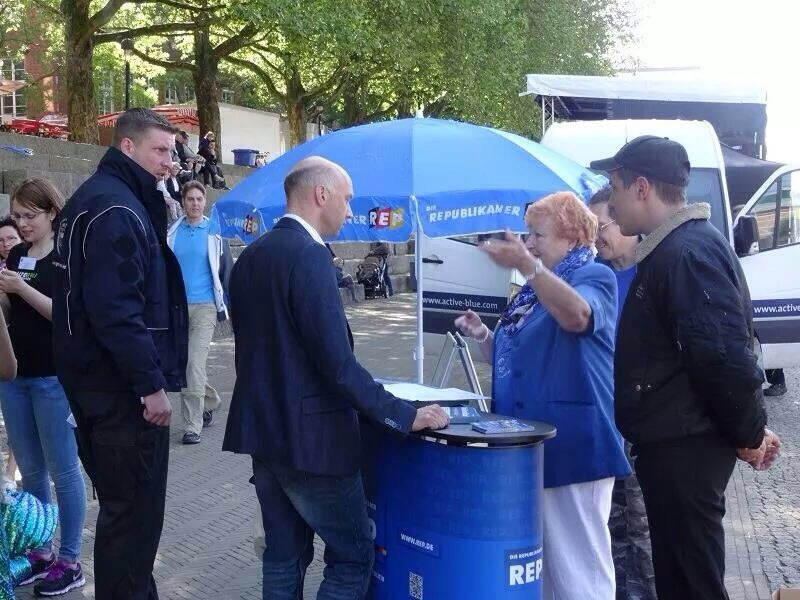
[361,412,556,600]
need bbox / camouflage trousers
[609,442,657,600]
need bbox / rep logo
[368,207,404,230]
[506,546,543,587]
[243,213,259,236]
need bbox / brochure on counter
[472,419,537,435]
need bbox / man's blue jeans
[252,457,374,600]
[0,377,86,563]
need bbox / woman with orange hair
[456,191,629,599]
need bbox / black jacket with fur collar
[614,203,767,450]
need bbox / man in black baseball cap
[589,135,690,236]
[592,137,780,600]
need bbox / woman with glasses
[588,187,657,600]
[588,187,639,322]
[455,192,629,599]
[0,217,22,270]
[0,178,87,596]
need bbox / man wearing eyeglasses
[588,187,656,600]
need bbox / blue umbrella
[212,117,605,381]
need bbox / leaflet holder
[431,332,488,411]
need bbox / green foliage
[11,0,636,141]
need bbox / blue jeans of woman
[0,376,86,563]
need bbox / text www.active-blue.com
[754,303,800,314]
[424,297,500,311]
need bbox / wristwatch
[524,256,543,283]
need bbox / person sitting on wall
[173,131,201,181]
[198,141,229,190]
[326,244,359,303]
[156,170,182,224]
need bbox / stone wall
[0,132,415,304]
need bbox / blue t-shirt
[612,265,636,324]
[173,219,215,304]
[492,261,630,488]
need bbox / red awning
[97,105,199,130]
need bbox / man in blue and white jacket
[167,180,232,443]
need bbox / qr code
[409,571,423,599]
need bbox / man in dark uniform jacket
[223,156,449,599]
[53,108,188,600]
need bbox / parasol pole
[412,195,424,384]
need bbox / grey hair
[587,185,612,206]
[284,157,345,201]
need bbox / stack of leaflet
[471,419,537,435]
[382,382,487,408]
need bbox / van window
[777,171,800,247]
[686,168,727,237]
[747,182,779,251]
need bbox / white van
[421,119,800,370]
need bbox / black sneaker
[203,410,213,427]
[764,382,787,397]
[182,432,201,445]
[17,553,56,586]
[34,560,85,596]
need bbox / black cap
[590,135,691,187]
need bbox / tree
[225,0,385,147]
[16,0,635,145]
[333,0,446,126]
[327,0,635,140]
[1,0,49,115]
[48,0,201,143]
[127,2,260,155]
[0,0,26,49]
[312,0,636,140]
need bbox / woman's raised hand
[454,309,485,339]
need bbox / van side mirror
[734,215,760,257]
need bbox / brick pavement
[9,294,799,599]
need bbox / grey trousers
[179,303,218,434]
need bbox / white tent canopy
[521,74,767,105]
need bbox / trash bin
[362,401,556,599]
[232,148,259,167]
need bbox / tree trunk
[396,91,415,119]
[286,100,308,148]
[341,74,368,127]
[285,68,308,148]
[63,0,99,144]
[192,19,222,155]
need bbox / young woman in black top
[0,178,86,595]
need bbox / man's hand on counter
[411,404,450,431]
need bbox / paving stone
[7,294,798,598]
